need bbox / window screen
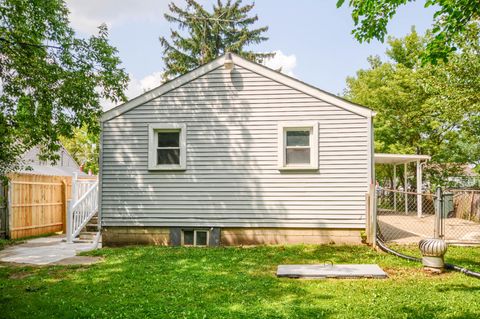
[195,231,208,246]
[183,230,194,245]
[157,131,180,165]
[285,130,311,165]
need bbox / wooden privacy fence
[451,190,480,222]
[5,173,97,239]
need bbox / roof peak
[102,53,374,122]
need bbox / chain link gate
[376,188,439,245]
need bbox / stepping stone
[277,264,387,279]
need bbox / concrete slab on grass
[0,235,100,266]
[277,264,387,279]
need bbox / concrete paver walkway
[0,235,100,265]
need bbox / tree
[344,26,480,187]
[159,0,273,79]
[0,0,129,177]
[60,125,99,174]
[337,0,480,63]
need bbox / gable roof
[19,145,89,177]
[102,53,375,122]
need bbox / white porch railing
[66,174,99,243]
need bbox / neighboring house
[100,53,375,247]
[20,145,88,177]
[447,165,480,189]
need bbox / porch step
[79,232,97,241]
[76,212,99,244]
[85,224,98,232]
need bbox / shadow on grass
[436,283,480,292]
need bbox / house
[99,53,375,247]
[20,145,90,177]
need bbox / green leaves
[337,0,480,63]
[159,0,274,80]
[60,125,99,174]
[336,0,346,8]
[344,26,480,187]
[0,0,129,176]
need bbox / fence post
[434,187,444,239]
[71,173,78,202]
[7,179,12,239]
[369,184,377,247]
[0,182,8,239]
[61,180,67,234]
[365,192,371,244]
[66,199,73,243]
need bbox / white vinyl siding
[101,65,371,229]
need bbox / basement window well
[182,229,209,246]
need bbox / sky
[65,1,436,110]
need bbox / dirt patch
[51,256,103,266]
[9,271,34,280]
[383,267,422,278]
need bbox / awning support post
[416,160,422,218]
[404,163,408,214]
[393,164,397,212]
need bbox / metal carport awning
[374,153,431,165]
[374,153,431,217]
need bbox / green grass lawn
[1,244,479,319]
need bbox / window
[182,229,209,246]
[278,122,318,170]
[157,132,180,165]
[148,123,186,170]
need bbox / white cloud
[263,50,297,77]
[103,71,164,111]
[66,0,172,34]
[127,71,164,98]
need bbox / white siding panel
[101,65,370,228]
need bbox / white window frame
[278,121,318,171]
[148,123,187,170]
[181,229,209,246]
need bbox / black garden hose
[375,236,480,279]
[444,263,480,278]
[375,237,421,262]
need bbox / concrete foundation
[102,227,170,247]
[221,228,362,245]
[102,227,363,247]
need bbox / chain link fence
[444,190,480,244]
[376,188,480,248]
[376,189,437,245]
